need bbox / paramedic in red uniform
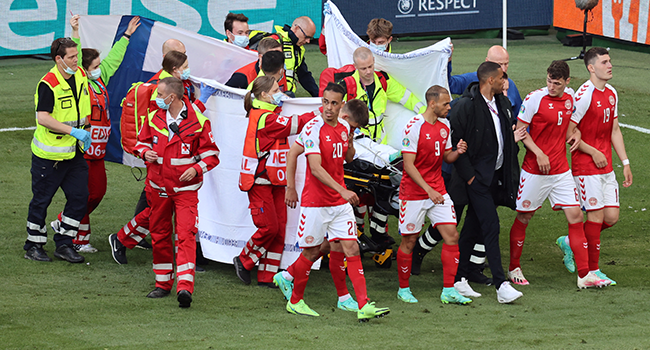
[134,77,220,308]
[233,76,313,286]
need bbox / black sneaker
[135,239,152,250]
[24,245,52,262]
[108,233,127,265]
[54,244,85,263]
[258,282,279,289]
[467,269,493,286]
[146,287,171,298]
[195,266,206,273]
[233,256,251,284]
[177,290,192,308]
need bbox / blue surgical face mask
[156,95,171,110]
[89,68,101,81]
[60,58,77,75]
[180,68,191,80]
[233,35,249,48]
[369,42,387,52]
[272,92,285,106]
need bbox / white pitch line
[619,123,650,134]
[3,123,650,135]
[0,126,36,132]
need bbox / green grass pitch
[1,32,649,349]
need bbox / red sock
[568,222,589,278]
[329,251,349,297]
[286,251,323,280]
[346,255,368,308]
[509,218,528,271]
[584,221,602,271]
[396,247,411,288]
[441,243,459,288]
[289,254,314,304]
[601,221,613,231]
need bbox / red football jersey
[570,80,618,176]
[399,115,451,200]
[518,87,574,175]
[297,116,351,207]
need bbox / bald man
[248,16,319,97]
[447,45,522,115]
[162,38,186,56]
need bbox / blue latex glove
[70,127,92,152]
[199,83,218,104]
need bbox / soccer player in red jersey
[281,85,390,322]
[506,61,609,288]
[556,48,633,287]
[396,85,470,305]
[276,84,363,313]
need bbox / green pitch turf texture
[1,33,649,350]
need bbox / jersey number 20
[332,142,343,158]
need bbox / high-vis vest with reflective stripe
[341,70,425,144]
[239,100,290,191]
[32,65,91,160]
[250,25,304,94]
[246,67,288,92]
[85,77,111,160]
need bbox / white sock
[338,293,351,303]
[281,270,293,282]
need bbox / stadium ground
[1,32,649,349]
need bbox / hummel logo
[583,242,588,249]
[597,101,601,107]
[358,269,364,275]
[426,133,431,140]
[517,241,524,247]
[400,266,409,273]
[548,103,554,109]
[326,135,331,141]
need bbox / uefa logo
[398,0,414,14]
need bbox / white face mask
[89,67,101,81]
[369,42,387,52]
[233,35,249,48]
[59,57,77,75]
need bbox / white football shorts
[574,171,619,211]
[516,170,580,212]
[398,194,456,235]
[297,204,357,248]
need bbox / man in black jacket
[449,62,524,304]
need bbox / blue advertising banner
[335,0,553,36]
[1,0,322,57]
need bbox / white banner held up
[323,0,452,149]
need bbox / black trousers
[456,173,506,289]
[25,151,88,250]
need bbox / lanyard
[486,101,499,117]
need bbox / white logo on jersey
[548,103,554,109]
[341,131,348,141]
[609,96,615,105]
[426,133,431,140]
[325,135,331,142]
[565,100,572,110]
[597,101,602,107]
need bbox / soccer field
[1,32,650,349]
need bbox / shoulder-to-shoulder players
[561,47,633,287]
